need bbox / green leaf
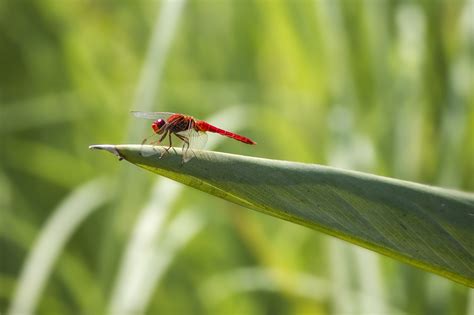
[90,144,474,287]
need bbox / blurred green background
[1,0,473,314]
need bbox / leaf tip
[89,144,124,160]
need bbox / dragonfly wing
[140,146,162,157]
[177,128,208,162]
[188,130,208,151]
[139,133,164,157]
[131,111,176,120]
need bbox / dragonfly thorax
[152,119,166,134]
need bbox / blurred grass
[1,0,473,314]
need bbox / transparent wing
[131,111,176,120]
[139,133,164,157]
[177,128,208,163]
[140,145,163,157]
[187,130,209,151]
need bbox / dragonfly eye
[152,119,166,133]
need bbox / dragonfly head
[152,119,166,134]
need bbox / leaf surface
[90,144,474,287]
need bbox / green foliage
[1,0,474,314]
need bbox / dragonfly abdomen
[196,121,256,145]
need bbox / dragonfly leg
[175,134,191,164]
[140,134,159,156]
[159,133,177,160]
[141,133,156,145]
[159,131,168,144]
[158,131,170,159]
[168,133,178,154]
[175,134,189,150]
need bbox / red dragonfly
[132,111,256,162]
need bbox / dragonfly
[132,111,256,163]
